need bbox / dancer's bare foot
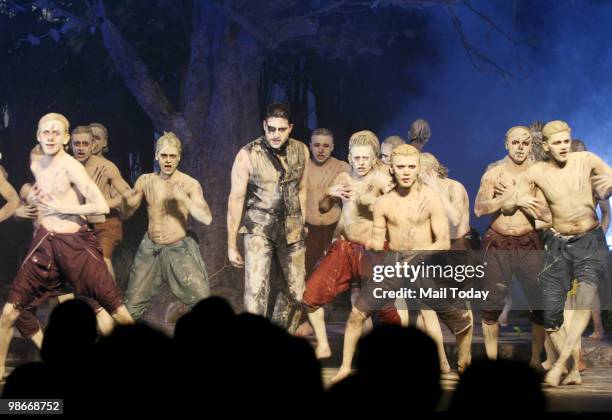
[587,331,603,341]
[544,364,565,387]
[457,364,469,376]
[330,365,352,384]
[541,359,553,371]
[440,359,451,374]
[457,356,471,375]
[561,369,582,385]
[295,321,314,337]
[315,343,332,359]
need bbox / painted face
[380,143,394,166]
[349,145,376,177]
[37,119,69,156]
[310,134,333,164]
[156,145,181,177]
[505,129,533,164]
[263,117,292,149]
[543,133,572,163]
[392,155,420,188]
[90,126,108,155]
[70,132,94,162]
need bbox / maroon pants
[480,228,544,325]
[305,222,337,278]
[9,226,123,337]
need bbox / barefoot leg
[421,309,450,373]
[529,323,545,369]
[0,303,21,380]
[331,307,367,384]
[482,320,499,360]
[307,307,332,359]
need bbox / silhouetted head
[451,359,546,413]
[2,362,56,399]
[40,299,97,366]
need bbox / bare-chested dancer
[303,131,397,360]
[12,145,115,341]
[509,121,611,386]
[0,113,134,379]
[348,131,410,328]
[122,132,211,320]
[89,123,126,212]
[408,118,431,152]
[228,103,308,332]
[380,135,406,166]
[419,152,475,374]
[474,126,548,369]
[295,129,349,337]
[71,126,131,279]
[331,144,450,383]
[305,128,350,277]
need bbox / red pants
[303,239,400,324]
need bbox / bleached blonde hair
[37,113,70,135]
[155,131,183,156]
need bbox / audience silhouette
[1,297,550,415]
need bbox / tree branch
[215,0,268,46]
[95,1,177,130]
[461,0,523,70]
[447,4,513,82]
[461,0,516,44]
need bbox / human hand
[38,193,64,216]
[14,204,37,219]
[327,182,352,201]
[228,246,244,268]
[516,195,546,219]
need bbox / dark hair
[266,103,291,122]
[570,138,587,152]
